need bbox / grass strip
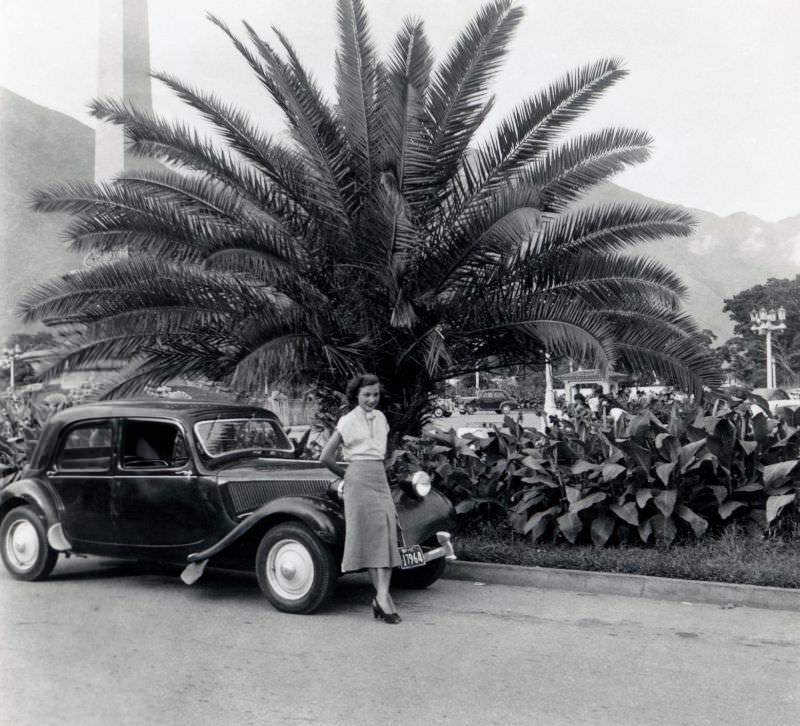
[455,528,800,589]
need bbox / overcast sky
[2,0,799,222]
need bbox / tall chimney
[95,0,152,181]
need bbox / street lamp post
[749,306,787,389]
[0,344,23,392]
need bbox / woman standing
[320,374,402,624]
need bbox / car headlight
[411,470,431,497]
[328,478,345,500]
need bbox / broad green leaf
[565,485,581,504]
[590,511,615,546]
[718,500,746,520]
[455,500,476,514]
[637,517,653,543]
[679,439,706,472]
[766,493,796,524]
[738,439,758,455]
[602,463,627,482]
[655,433,680,462]
[521,455,549,473]
[762,460,799,487]
[676,504,708,537]
[610,501,639,526]
[556,511,583,543]
[655,462,675,487]
[735,483,763,493]
[654,489,677,517]
[571,460,600,475]
[649,513,677,546]
[707,485,728,505]
[511,490,545,513]
[616,439,652,471]
[569,491,607,513]
[521,474,556,486]
[635,488,653,509]
[523,505,560,537]
[430,445,452,455]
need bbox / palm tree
[21,0,720,435]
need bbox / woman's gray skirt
[341,460,401,571]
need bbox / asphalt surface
[2,556,798,725]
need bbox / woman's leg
[369,567,396,613]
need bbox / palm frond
[378,18,433,195]
[335,0,379,188]
[422,0,524,199]
[522,202,694,259]
[533,127,653,212]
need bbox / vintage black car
[459,388,520,415]
[0,401,456,613]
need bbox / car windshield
[194,417,294,458]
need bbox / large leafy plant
[393,396,800,546]
[21,0,720,437]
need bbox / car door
[113,418,214,548]
[48,419,116,545]
[480,391,501,410]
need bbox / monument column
[95,0,151,181]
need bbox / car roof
[47,400,282,426]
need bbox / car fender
[0,476,59,526]
[186,496,344,563]
[393,488,456,546]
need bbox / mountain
[0,88,93,342]
[2,87,799,345]
[581,184,800,339]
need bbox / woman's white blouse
[335,407,389,461]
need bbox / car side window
[56,422,113,471]
[121,420,189,469]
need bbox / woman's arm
[319,429,346,478]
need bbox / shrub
[389,395,800,547]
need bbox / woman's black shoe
[371,598,402,624]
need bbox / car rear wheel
[433,406,445,418]
[255,522,337,614]
[392,555,447,589]
[0,506,58,581]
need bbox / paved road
[427,410,545,433]
[1,557,797,725]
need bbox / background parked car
[431,397,455,418]
[459,389,520,415]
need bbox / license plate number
[399,544,425,569]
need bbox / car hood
[215,458,336,482]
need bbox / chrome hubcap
[6,519,39,571]
[266,538,314,601]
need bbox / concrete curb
[443,560,800,612]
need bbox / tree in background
[722,276,800,387]
[20,0,720,436]
[0,332,57,388]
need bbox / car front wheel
[255,522,337,614]
[433,406,444,418]
[0,506,58,581]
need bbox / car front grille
[227,479,331,514]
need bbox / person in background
[319,373,402,624]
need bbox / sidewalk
[444,560,800,612]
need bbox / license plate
[398,544,426,569]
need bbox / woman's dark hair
[345,373,381,406]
